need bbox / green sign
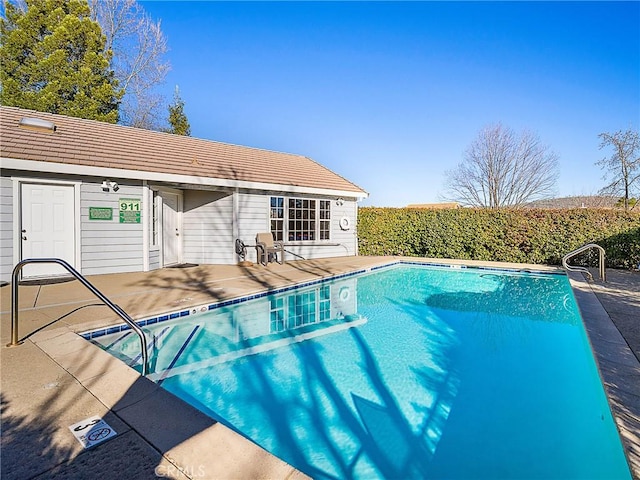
[89,207,113,221]
[119,198,141,223]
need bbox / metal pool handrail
[9,258,149,375]
[562,243,606,282]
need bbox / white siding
[0,170,361,282]
[0,176,14,283]
[236,192,270,263]
[182,190,234,265]
[149,249,160,271]
[80,182,144,275]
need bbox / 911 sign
[119,198,141,223]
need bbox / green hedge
[357,207,640,269]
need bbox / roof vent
[18,117,57,133]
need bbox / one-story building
[0,106,368,282]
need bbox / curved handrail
[9,258,149,375]
[562,243,606,282]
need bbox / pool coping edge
[569,272,640,480]
[25,258,637,479]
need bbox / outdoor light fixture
[336,198,345,206]
[18,117,57,133]
[102,180,119,192]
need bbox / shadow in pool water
[424,273,578,323]
[162,279,464,480]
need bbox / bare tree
[445,124,559,208]
[89,0,170,129]
[597,129,640,211]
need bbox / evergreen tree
[167,86,190,136]
[0,0,122,122]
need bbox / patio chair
[255,232,284,266]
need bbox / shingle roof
[0,106,367,196]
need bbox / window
[319,200,331,240]
[270,297,285,333]
[270,197,284,241]
[288,198,316,241]
[269,285,332,333]
[288,290,317,327]
[319,285,331,321]
[151,190,159,247]
[270,196,332,242]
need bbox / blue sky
[141,1,639,206]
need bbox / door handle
[175,228,179,236]
[21,229,27,240]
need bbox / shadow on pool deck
[0,256,638,479]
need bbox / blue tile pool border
[80,260,566,340]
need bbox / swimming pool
[87,263,631,479]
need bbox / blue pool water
[90,264,631,479]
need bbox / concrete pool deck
[1,256,638,479]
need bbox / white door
[161,191,182,266]
[21,183,75,278]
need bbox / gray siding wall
[149,249,160,271]
[0,176,14,283]
[236,192,271,263]
[0,167,361,282]
[80,181,144,275]
[182,190,234,265]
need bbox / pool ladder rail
[562,243,606,282]
[8,258,149,376]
